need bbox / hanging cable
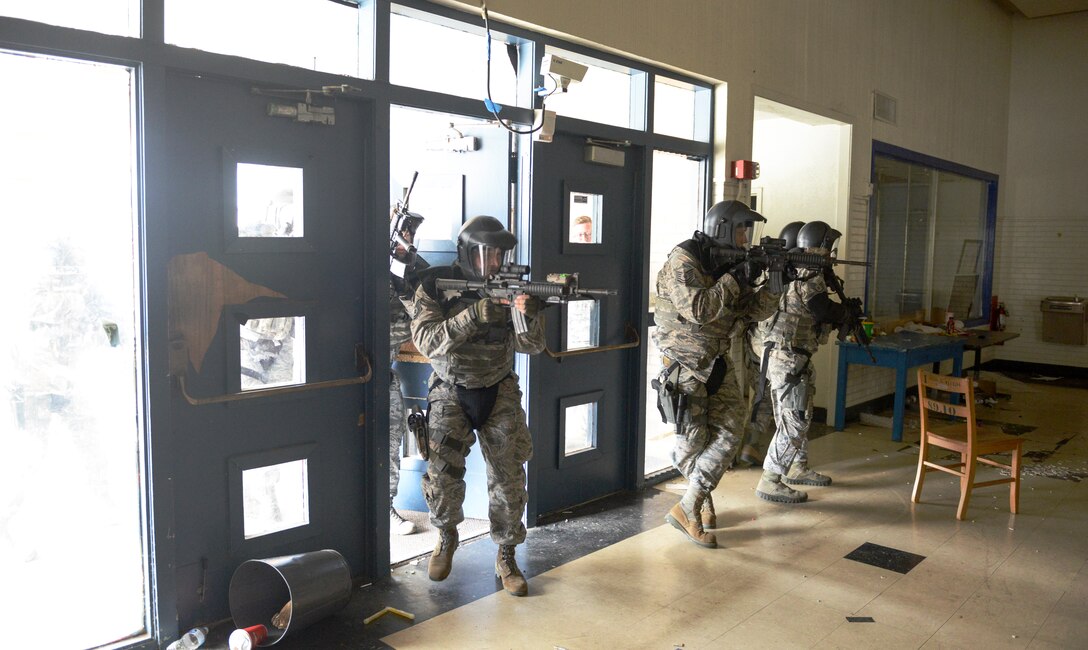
[481,3,557,135]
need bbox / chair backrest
[917,370,978,440]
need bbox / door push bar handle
[176,345,373,406]
[544,322,641,360]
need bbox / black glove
[729,257,766,287]
[473,297,504,324]
[391,274,410,299]
[783,262,800,283]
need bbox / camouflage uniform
[653,242,780,497]
[761,271,833,475]
[410,266,545,545]
[739,321,776,459]
[389,283,413,500]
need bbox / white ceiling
[1001,0,1088,18]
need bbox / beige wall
[995,12,1088,367]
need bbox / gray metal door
[161,72,374,627]
[526,132,643,520]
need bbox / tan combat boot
[701,494,717,529]
[783,461,832,486]
[665,502,717,548]
[495,544,528,596]
[428,528,458,581]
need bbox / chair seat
[926,422,1021,453]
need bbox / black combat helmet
[779,221,805,250]
[702,200,765,250]
[797,220,842,253]
[456,215,517,280]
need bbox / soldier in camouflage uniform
[389,209,427,535]
[738,222,804,467]
[410,216,544,596]
[653,200,782,548]
[756,220,851,504]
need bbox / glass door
[0,52,148,649]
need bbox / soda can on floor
[228,624,268,650]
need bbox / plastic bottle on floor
[165,627,209,650]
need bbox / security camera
[542,54,588,91]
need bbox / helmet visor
[470,244,506,278]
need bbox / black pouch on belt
[455,382,502,430]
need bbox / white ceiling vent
[873,91,897,125]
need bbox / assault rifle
[712,236,869,293]
[390,171,424,263]
[824,267,876,362]
[435,264,617,334]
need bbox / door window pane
[240,317,306,390]
[563,402,598,456]
[544,47,644,130]
[0,51,147,648]
[565,300,600,350]
[568,191,603,244]
[242,459,310,538]
[390,8,519,107]
[166,0,370,78]
[1,0,139,37]
[237,163,305,238]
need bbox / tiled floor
[383,371,1088,648]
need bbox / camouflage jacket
[390,280,413,363]
[753,269,832,355]
[653,240,780,383]
[410,264,545,389]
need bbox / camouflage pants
[741,354,775,453]
[422,374,533,545]
[763,349,815,475]
[671,364,745,495]
[389,369,407,499]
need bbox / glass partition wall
[868,143,997,327]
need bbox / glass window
[654,76,710,142]
[390,7,519,107]
[869,150,994,325]
[0,50,147,648]
[242,459,310,538]
[236,163,305,238]
[240,316,306,390]
[563,402,598,456]
[543,47,645,130]
[568,191,603,244]
[166,0,370,79]
[1,0,139,37]
[565,300,600,351]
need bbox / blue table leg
[835,348,849,430]
[893,362,908,442]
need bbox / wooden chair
[911,369,1022,520]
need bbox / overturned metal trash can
[229,549,352,645]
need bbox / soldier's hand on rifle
[512,294,541,318]
[473,297,504,324]
[783,262,800,283]
[729,257,766,288]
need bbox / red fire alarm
[732,160,760,180]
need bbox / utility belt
[426,374,510,479]
[652,356,726,434]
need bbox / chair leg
[911,442,928,504]
[1010,444,1022,514]
[957,452,976,521]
